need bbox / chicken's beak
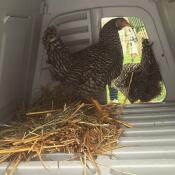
[125,21,133,28]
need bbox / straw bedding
[0,98,132,175]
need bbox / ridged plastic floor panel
[0,102,175,175]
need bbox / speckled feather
[43,18,129,101]
[114,39,162,103]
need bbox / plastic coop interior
[0,0,175,174]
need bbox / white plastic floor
[1,102,175,175]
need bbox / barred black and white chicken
[114,39,162,103]
[43,18,131,103]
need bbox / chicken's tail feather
[42,25,72,81]
[42,25,57,45]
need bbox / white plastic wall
[0,0,42,122]
[156,0,175,59]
